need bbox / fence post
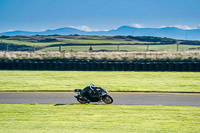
[146,44,149,52]
[59,45,62,52]
[33,46,35,53]
[176,43,179,52]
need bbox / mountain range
[1,26,200,40]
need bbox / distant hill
[0,27,85,36]
[1,26,200,40]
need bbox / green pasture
[0,104,199,133]
[1,39,60,47]
[1,39,199,52]
[40,44,199,52]
[0,71,199,92]
[40,45,148,52]
[1,39,145,47]
[61,38,144,44]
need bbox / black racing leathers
[81,86,99,102]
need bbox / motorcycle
[74,88,113,104]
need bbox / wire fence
[40,44,200,52]
[1,43,200,52]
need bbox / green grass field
[1,39,146,47]
[0,104,199,133]
[0,71,199,92]
[40,45,149,52]
[40,44,199,52]
[2,39,199,52]
[1,39,61,47]
[61,38,144,44]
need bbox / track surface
[0,92,200,106]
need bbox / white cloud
[6,29,15,32]
[70,24,198,31]
[39,29,46,32]
[159,26,167,28]
[131,24,144,28]
[173,25,195,30]
[160,25,196,30]
[69,25,103,32]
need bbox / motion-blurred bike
[74,88,113,104]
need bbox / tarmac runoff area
[0,92,200,106]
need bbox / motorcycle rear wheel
[102,95,113,104]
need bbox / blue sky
[0,0,200,32]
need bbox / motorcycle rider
[81,83,100,103]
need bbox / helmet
[90,83,95,90]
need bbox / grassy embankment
[0,71,199,92]
[0,104,199,133]
[1,51,199,61]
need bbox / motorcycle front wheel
[77,98,87,104]
[102,95,113,104]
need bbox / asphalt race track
[0,92,200,106]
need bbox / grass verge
[0,104,199,133]
[1,51,199,61]
[0,71,199,92]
